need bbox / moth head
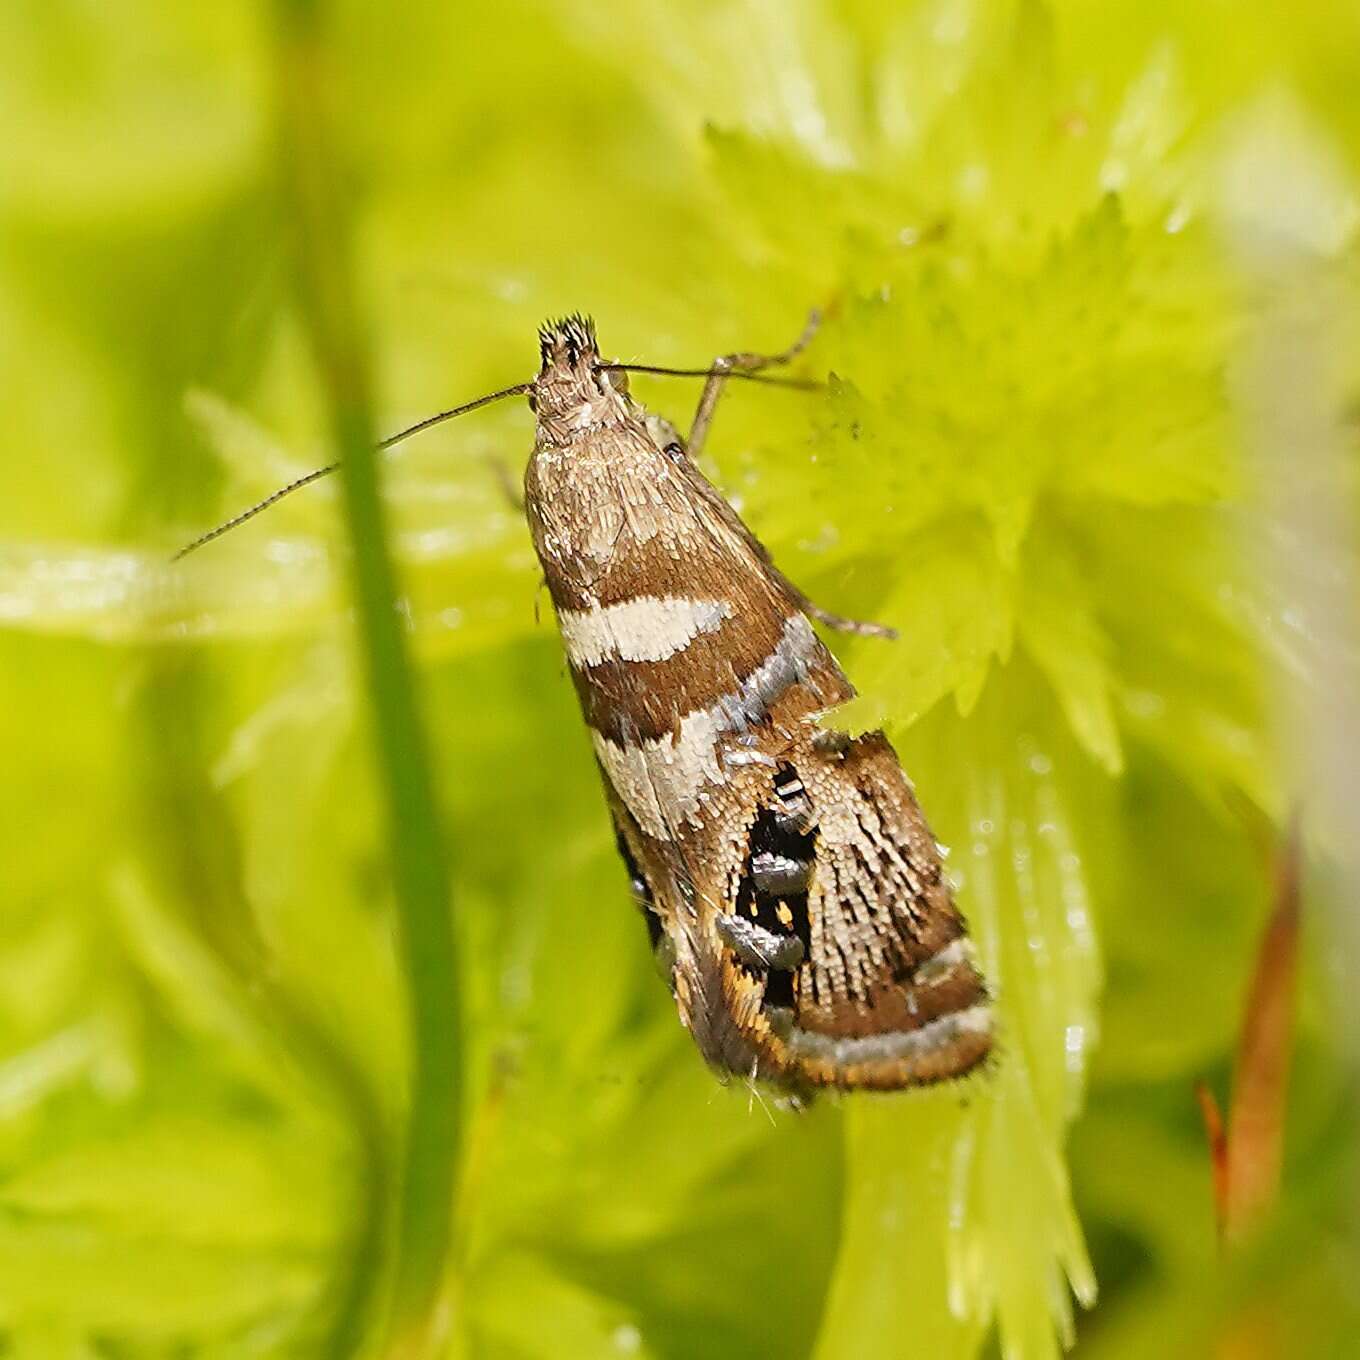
[532,313,629,430]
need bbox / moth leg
[786,585,898,640]
[680,310,897,641]
[685,308,822,461]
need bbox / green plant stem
[272,2,461,1353]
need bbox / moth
[177,313,993,1095]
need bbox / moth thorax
[534,370,631,448]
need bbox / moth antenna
[171,381,532,562]
[374,382,532,450]
[596,364,822,391]
[171,464,338,561]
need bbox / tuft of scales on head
[538,313,599,370]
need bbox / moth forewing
[525,315,993,1094]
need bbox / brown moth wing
[608,729,992,1094]
[669,450,828,615]
[750,731,993,1090]
[554,442,991,1092]
[603,761,773,1080]
[698,732,992,1093]
[528,427,853,752]
[528,416,854,873]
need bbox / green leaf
[469,1253,657,1360]
[1017,531,1123,774]
[0,1217,314,1337]
[0,1116,338,1250]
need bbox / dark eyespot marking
[771,762,814,836]
[717,912,805,971]
[750,851,811,898]
[729,785,818,1010]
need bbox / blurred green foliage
[1,2,1358,1357]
